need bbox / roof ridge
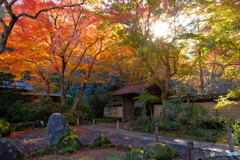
[126,81,146,85]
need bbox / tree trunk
[199,63,204,94]
[161,92,169,122]
[72,82,87,109]
[46,80,51,97]
[60,78,66,105]
[60,56,67,105]
[227,126,234,152]
[198,49,205,94]
[154,78,169,121]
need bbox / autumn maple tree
[4,2,116,108]
[0,0,85,54]
[102,0,196,120]
[178,0,240,94]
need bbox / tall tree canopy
[0,0,239,113]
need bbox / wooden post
[227,126,234,152]
[77,118,79,126]
[187,141,195,160]
[122,96,126,122]
[155,123,159,142]
[116,121,119,134]
[93,119,95,129]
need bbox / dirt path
[35,148,126,160]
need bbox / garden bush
[88,93,112,118]
[75,103,95,123]
[131,116,155,133]
[201,120,225,130]
[234,129,240,146]
[0,119,11,137]
[158,119,181,131]
[76,103,91,113]
[186,128,223,142]
[143,142,179,160]
[7,98,62,123]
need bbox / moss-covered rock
[91,134,111,147]
[86,143,94,149]
[131,148,144,160]
[0,138,24,160]
[143,142,179,160]
[59,134,83,151]
[0,119,11,137]
[25,147,55,159]
[107,143,117,148]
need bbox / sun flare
[152,21,169,37]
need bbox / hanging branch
[0,0,85,54]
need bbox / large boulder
[0,138,24,160]
[143,142,179,160]
[0,119,11,137]
[44,113,71,148]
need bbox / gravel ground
[6,127,240,160]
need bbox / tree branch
[9,0,17,7]
[0,0,5,7]
[17,2,85,19]
[0,17,6,28]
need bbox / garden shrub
[91,134,111,147]
[201,120,225,130]
[65,116,77,125]
[75,103,95,123]
[0,119,11,137]
[157,118,181,131]
[33,98,60,121]
[143,142,179,160]
[234,130,240,146]
[0,72,23,119]
[129,148,144,160]
[131,116,155,133]
[163,100,207,127]
[233,122,240,145]
[88,93,112,118]
[6,100,34,122]
[186,128,223,142]
[7,98,62,123]
[186,127,206,137]
[76,103,91,113]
